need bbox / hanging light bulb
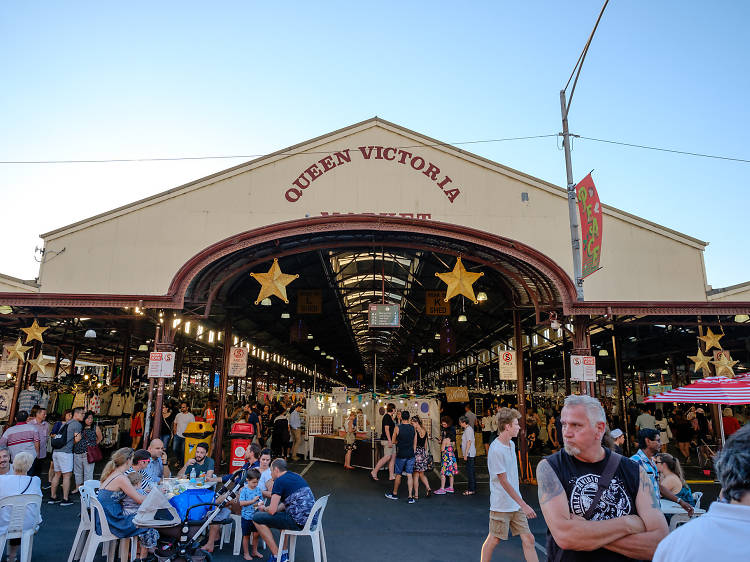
[281,312,291,319]
[458,314,467,322]
[476,292,488,302]
[260,298,272,306]
[434,332,441,340]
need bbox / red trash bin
[229,422,256,470]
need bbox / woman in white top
[654,408,671,453]
[0,452,42,560]
[480,408,496,455]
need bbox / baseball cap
[610,428,624,439]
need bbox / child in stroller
[135,466,250,562]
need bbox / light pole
[560,0,610,301]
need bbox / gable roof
[40,117,707,249]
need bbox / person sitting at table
[176,442,214,479]
[97,447,159,561]
[655,453,695,507]
[253,458,316,562]
[161,451,172,479]
[654,424,750,561]
[630,428,694,516]
[0,452,42,562]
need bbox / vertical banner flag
[575,173,603,278]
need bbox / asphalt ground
[36,456,722,562]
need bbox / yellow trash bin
[183,421,215,465]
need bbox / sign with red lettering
[575,173,603,278]
[228,347,248,378]
[570,355,596,382]
[148,352,175,378]
[285,146,461,204]
[499,351,516,380]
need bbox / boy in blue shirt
[239,468,263,560]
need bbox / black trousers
[466,456,476,492]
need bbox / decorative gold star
[711,353,738,378]
[250,259,299,304]
[687,349,712,377]
[7,338,31,363]
[27,351,51,376]
[698,327,723,352]
[435,257,484,303]
[20,320,48,344]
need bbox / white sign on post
[228,347,248,378]
[570,355,596,382]
[332,386,347,404]
[148,351,176,378]
[498,350,517,380]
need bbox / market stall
[305,389,441,468]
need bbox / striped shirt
[0,423,39,460]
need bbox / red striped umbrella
[644,374,750,405]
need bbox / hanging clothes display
[47,391,58,414]
[17,388,42,413]
[72,392,87,409]
[0,387,15,421]
[109,393,124,416]
[99,389,117,415]
[38,390,50,410]
[123,392,136,415]
[88,393,101,414]
[55,392,74,414]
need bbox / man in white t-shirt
[481,407,538,562]
[172,402,195,466]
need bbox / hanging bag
[87,444,103,463]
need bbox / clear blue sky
[1,1,748,289]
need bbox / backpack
[51,422,70,450]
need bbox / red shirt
[723,416,741,437]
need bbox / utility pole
[560,0,609,302]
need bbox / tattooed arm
[537,459,646,551]
[603,466,669,558]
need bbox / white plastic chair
[68,486,94,562]
[693,491,703,510]
[223,513,265,556]
[0,493,42,562]
[82,480,100,497]
[278,495,330,562]
[80,495,137,562]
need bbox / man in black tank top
[537,395,667,561]
[385,411,417,503]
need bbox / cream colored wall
[707,282,750,302]
[0,274,39,293]
[38,121,708,302]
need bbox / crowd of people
[0,389,748,561]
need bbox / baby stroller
[134,467,249,562]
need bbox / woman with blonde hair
[655,452,696,506]
[98,447,159,561]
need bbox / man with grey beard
[537,395,667,561]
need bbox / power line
[0,134,559,165]
[576,135,750,164]
[1,132,748,165]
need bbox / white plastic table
[660,498,706,515]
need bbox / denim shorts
[394,456,415,475]
[253,510,302,531]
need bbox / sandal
[425,488,432,497]
[463,490,475,495]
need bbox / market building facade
[1,118,748,468]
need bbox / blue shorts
[253,510,302,531]
[241,517,256,536]
[394,456,415,475]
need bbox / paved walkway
[39,457,722,562]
